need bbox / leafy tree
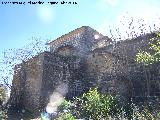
[136,32,160,65]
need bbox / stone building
[9,26,160,115]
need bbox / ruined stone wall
[39,52,66,109]
[23,54,44,112]
[127,63,160,102]
[112,33,160,100]
[49,28,85,56]
[10,63,25,108]
[86,49,129,99]
[85,33,160,102]
[66,56,89,99]
[49,26,104,57]
[51,34,84,56]
[83,26,104,51]
[10,52,66,113]
[10,27,160,116]
[112,33,157,64]
[10,50,90,114]
[10,53,44,112]
[56,45,77,56]
[37,51,88,110]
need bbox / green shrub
[0,110,7,120]
[75,87,123,119]
[58,100,72,113]
[57,100,76,120]
[57,87,160,120]
[56,112,76,120]
[136,32,160,65]
[58,87,125,119]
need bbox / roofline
[46,26,89,45]
[46,26,104,46]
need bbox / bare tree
[0,37,49,90]
[108,15,160,41]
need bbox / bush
[57,100,76,120]
[75,87,123,119]
[0,110,8,120]
[57,87,160,120]
[58,87,125,119]
[136,32,160,65]
[56,112,75,120]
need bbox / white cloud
[96,0,119,11]
[104,0,118,6]
[37,5,55,24]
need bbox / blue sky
[0,0,160,66]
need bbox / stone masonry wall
[9,27,160,116]
[49,26,104,57]
[10,53,44,113]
